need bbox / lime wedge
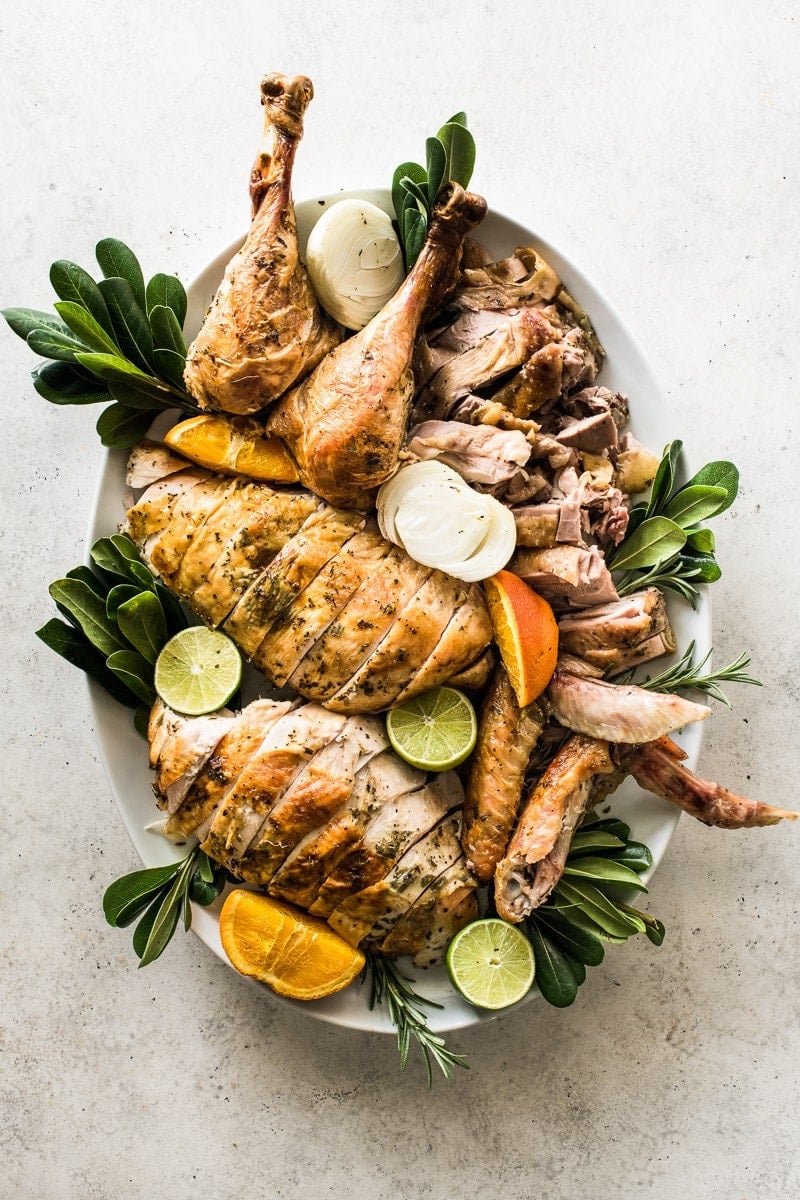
[154,626,242,716]
[446,918,535,1010]
[386,686,477,772]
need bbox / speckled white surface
[2,3,799,1197]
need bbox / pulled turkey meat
[184,74,340,414]
[124,449,492,713]
[148,698,477,965]
[266,185,487,509]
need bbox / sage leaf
[568,831,626,856]
[145,273,187,327]
[564,952,586,986]
[532,909,605,966]
[436,119,476,188]
[686,527,715,554]
[74,350,153,385]
[400,175,431,216]
[425,136,447,208]
[608,841,653,874]
[116,591,167,663]
[155,582,189,635]
[443,111,468,128]
[133,704,151,738]
[108,378,173,411]
[527,922,578,1007]
[98,277,155,371]
[50,259,113,333]
[66,564,106,597]
[553,879,643,938]
[579,817,631,842]
[680,550,721,582]
[96,238,146,309]
[3,307,71,341]
[91,534,156,590]
[103,863,178,926]
[563,855,648,892]
[684,460,739,512]
[48,577,128,655]
[609,516,686,572]
[33,361,110,406]
[617,905,666,946]
[149,304,187,356]
[95,403,154,449]
[136,859,192,966]
[152,347,188,391]
[646,439,683,517]
[624,502,648,542]
[35,618,138,707]
[547,903,629,945]
[392,161,426,222]
[664,484,728,528]
[106,583,140,619]
[53,300,121,356]
[403,207,427,268]
[106,649,156,705]
[196,850,215,884]
[26,327,89,362]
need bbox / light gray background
[2,3,798,1198]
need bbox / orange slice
[484,569,559,706]
[219,889,365,1000]
[164,415,299,483]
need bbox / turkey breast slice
[378,856,477,962]
[393,586,493,703]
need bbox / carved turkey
[183,74,341,414]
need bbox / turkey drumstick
[184,73,341,415]
[267,184,488,509]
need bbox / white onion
[306,199,405,330]
[376,461,517,582]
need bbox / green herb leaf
[145,273,188,327]
[91,534,156,590]
[568,830,626,855]
[564,952,586,986]
[400,175,431,216]
[403,207,427,268]
[135,856,195,967]
[531,908,605,966]
[106,649,156,705]
[527,922,578,1007]
[98,277,155,371]
[425,136,447,208]
[33,361,110,406]
[95,403,154,449]
[552,879,643,939]
[686,527,715,554]
[679,551,721,582]
[436,119,476,188]
[133,704,151,738]
[563,856,648,892]
[35,618,138,707]
[617,904,666,946]
[66,564,106,597]
[368,955,469,1085]
[683,460,739,512]
[610,516,686,571]
[3,307,72,341]
[636,640,761,706]
[96,238,147,309]
[107,378,173,411]
[391,161,426,223]
[664,484,728,529]
[48,577,128,655]
[26,326,88,362]
[149,304,187,357]
[152,348,188,391]
[646,438,683,517]
[607,841,653,874]
[115,591,167,664]
[105,583,141,619]
[103,863,179,926]
[54,300,120,356]
[578,817,632,842]
[50,260,113,333]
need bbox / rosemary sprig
[634,640,761,706]
[103,845,228,967]
[367,954,469,1086]
[615,551,705,606]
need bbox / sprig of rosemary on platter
[367,954,469,1087]
[36,533,186,733]
[522,817,664,1008]
[392,113,476,269]
[630,640,762,707]
[2,238,199,448]
[103,846,228,967]
[609,440,739,606]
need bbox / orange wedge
[219,889,365,1000]
[484,569,559,706]
[164,414,299,483]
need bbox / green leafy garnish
[367,955,469,1086]
[3,238,199,448]
[392,113,476,270]
[609,440,739,606]
[524,817,661,1007]
[36,533,186,729]
[104,846,227,968]
[633,640,762,707]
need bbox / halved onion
[306,199,405,330]
[377,461,517,582]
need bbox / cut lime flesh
[154,626,242,716]
[446,918,535,1010]
[386,686,477,772]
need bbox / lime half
[154,627,242,716]
[446,918,535,1010]
[386,686,477,772]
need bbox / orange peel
[164,414,299,483]
[484,569,559,706]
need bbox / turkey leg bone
[267,183,488,509]
[184,73,341,415]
